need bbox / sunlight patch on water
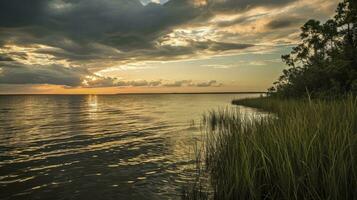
[0,94,262,199]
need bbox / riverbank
[184,96,357,199]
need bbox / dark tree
[270,0,357,98]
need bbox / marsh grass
[184,96,357,199]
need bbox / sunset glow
[0,0,338,94]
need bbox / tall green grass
[184,96,357,199]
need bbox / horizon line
[0,91,267,95]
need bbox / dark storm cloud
[0,0,47,27]
[0,62,89,86]
[0,54,14,61]
[0,61,222,88]
[0,84,53,94]
[0,0,293,61]
[0,0,199,52]
[0,0,300,87]
[131,40,253,60]
[266,17,304,29]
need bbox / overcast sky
[0,0,338,94]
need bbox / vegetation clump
[184,96,357,200]
[269,0,357,98]
[202,97,357,200]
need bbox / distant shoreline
[115,92,266,95]
[0,92,266,96]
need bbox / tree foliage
[269,0,357,98]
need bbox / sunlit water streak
[0,94,262,199]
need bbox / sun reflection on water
[0,94,264,199]
[87,95,98,119]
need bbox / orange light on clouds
[0,84,268,94]
[193,0,207,7]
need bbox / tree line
[269,0,357,98]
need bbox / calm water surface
[0,94,261,200]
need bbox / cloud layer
[0,0,337,89]
[0,61,222,88]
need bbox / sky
[0,0,339,94]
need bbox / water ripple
[0,94,260,199]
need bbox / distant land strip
[115,92,266,95]
[0,92,266,96]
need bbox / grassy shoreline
[184,96,357,200]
